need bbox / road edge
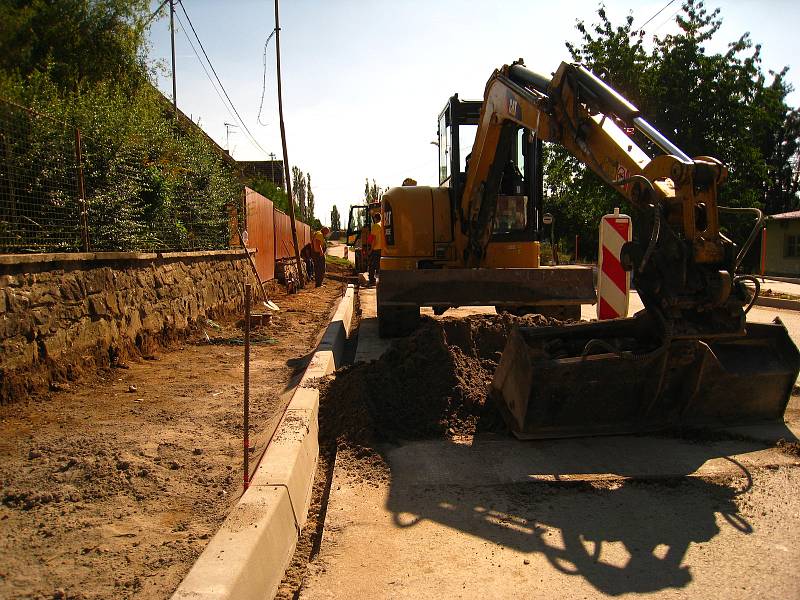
[171,284,355,600]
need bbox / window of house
[784,234,800,258]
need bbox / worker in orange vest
[311,226,330,287]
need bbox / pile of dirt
[319,312,564,450]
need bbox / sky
[147,0,800,227]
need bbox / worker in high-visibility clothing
[367,213,383,286]
[311,226,330,287]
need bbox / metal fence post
[74,127,89,252]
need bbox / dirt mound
[320,312,564,448]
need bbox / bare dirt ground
[0,272,345,600]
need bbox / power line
[173,10,241,132]
[634,0,678,33]
[653,6,682,33]
[257,29,277,127]
[177,0,269,157]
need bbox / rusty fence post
[74,127,89,252]
[243,283,252,492]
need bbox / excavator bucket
[492,314,800,439]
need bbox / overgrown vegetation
[0,0,241,251]
[545,0,799,264]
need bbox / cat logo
[507,94,522,120]
[616,164,631,193]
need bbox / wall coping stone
[0,248,255,267]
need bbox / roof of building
[769,210,800,220]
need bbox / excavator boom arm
[460,61,732,335]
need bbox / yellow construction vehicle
[378,59,799,437]
[345,200,380,273]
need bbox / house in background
[764,211,800,276]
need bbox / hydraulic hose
[733,274,761,315]
[718,206,764,272]
[611,174,660,273]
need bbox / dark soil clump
[319,312,564,449]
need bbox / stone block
[59,275,84,302]
[87,294,107,317]
[6,289,30,312]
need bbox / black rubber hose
[718,206,764,272]
[611,174,660,273]
[733,274,761,315]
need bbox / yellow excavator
[378,59,799,438]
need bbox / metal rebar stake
[243,283,251,492]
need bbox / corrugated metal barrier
[244,187,317,280]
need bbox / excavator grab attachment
[492,313,800,439]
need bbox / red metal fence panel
[241,187,317,280]
[244,187,275,281]
[274,209,293,259]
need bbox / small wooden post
[760,226,767,281]
[243,284,251,492]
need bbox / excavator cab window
[346,205,369,246]
[439,95,542,243]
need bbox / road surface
[300,286,800,600]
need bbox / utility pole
[224,122,238,153]
[170,0,177,115]
[274,0,305,286]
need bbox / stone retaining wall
[0,250,256,403]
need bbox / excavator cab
[437,95,545,265]
[346,203,374,273]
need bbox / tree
[364,177,383,203]
[330,205,341,231]
[547,0,799,262]
[291,166,307,220]
[250,178,289,213]
[306,172,315,223]
[0,0,151,93]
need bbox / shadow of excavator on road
[380,429,792,596]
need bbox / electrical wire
[653,6,682,33]
[177,0,269,157]
[173,10,241,133]
[634,0,678,33]
[257,29,277,126]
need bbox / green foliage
[250,178,290,213]
[550,0,799,262]
[330,204,341,231]
[0,0,151,92]
[0,0,243,252]
[364,178,383,203]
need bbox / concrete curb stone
[171,284,355,600]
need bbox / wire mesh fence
[0,98,86,252]
[0,97,240,254]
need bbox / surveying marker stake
[243,284,251,492]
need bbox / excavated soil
[0,274,345,600]
[318,313,566,482]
